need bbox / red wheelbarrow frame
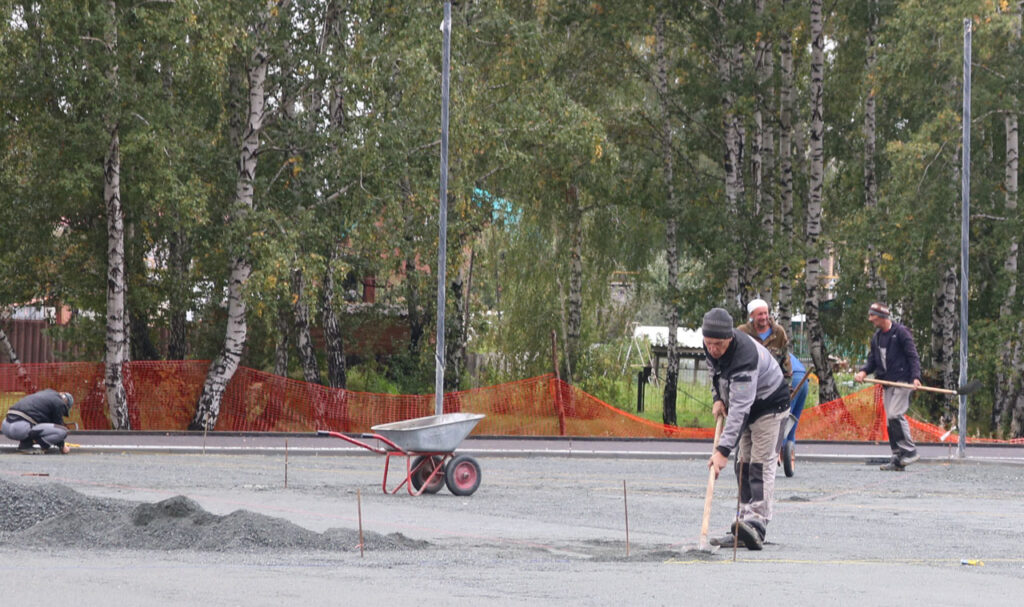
[316,430,455,496]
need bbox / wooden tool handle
[864,377,956,395]
[698,416,725,548]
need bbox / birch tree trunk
[102,1,129,430]
[804,0,839,402]
[445,274,465,391]
[167,231,188,360]
[190,44,267,431]
[291,268,321,385]
[995,110,1019,431]
[402,179,425,356]
[565,184,583,386]
[996,5,1022,436]
[315,4,347,389]
[1010,332,1024,436]
[754,0,775,299]
[0,310,36,393]
[863,0,887,302]
[717,3,744,313]
[929,266,958,392]
[655,12,678,426]
[321,246,346,388]
[778,1,795,334]
[273,304,290,378]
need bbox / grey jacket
[705,329,790,457]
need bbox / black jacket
[7,389,70,425]
[860,322,922,384]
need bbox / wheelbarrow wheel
[445,454,481,496]
[411,456,445,494]
[781,440,795,478]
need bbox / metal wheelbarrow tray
[317,412,485,496]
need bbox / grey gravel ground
[1,449,1023,606]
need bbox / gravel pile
[0,478,427,552]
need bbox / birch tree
[190,7,275,431]
[804,0,839,402]
[863,0,887,302]
[99,0,130,430]
[654,11,680,426]
[777,0,796,332]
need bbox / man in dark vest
[703,307,790,550]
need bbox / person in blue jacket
[853,302,921,471]
[784,354,808,436]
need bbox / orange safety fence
[1,361,1022,444]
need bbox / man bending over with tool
[2,389,74,454]
[702,308,790,550]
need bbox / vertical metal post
[434,3,452,417]
[958,19,971,458]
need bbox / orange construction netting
[0,361,1020,444]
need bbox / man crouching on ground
[2,389,74,454]
[702,307,790,550]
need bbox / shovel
[864,377,982,396]
[697,415,725,552]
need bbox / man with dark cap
[2,389,74,454]
[702,307,791,550]
[854,302,921,470]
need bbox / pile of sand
[0,478,427,552]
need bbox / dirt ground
[2,447,1023,606]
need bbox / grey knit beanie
[701,308,734,339]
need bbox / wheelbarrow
[317,412,485,496]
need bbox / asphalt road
[2,434,1023,606]
[15,430,1024,463]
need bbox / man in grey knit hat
[702,307,790,550]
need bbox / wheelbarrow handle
[315,429,407,454]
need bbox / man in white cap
[738,298,792,381]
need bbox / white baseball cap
[747,298,769,315]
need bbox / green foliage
[345,362,402,395]
[1,1,1023,435]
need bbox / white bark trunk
[929,267,958,391]
[102,1,129,430]
[778,3,795,333]
[805,0,839,402]
[754,0,774,301]
[0,309,36,392]
[273,305,290,377]
[863,0,887,301]
[104,124,130,430]
[292,268,321,385]
[191,43,268,431]
[995,109,1020,432]
[566,185,583,386]
[656,13,678,426]
[321,246,346,388]
[718,8,744,312]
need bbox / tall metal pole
[434,2,452,416]
[958,18,971,458]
